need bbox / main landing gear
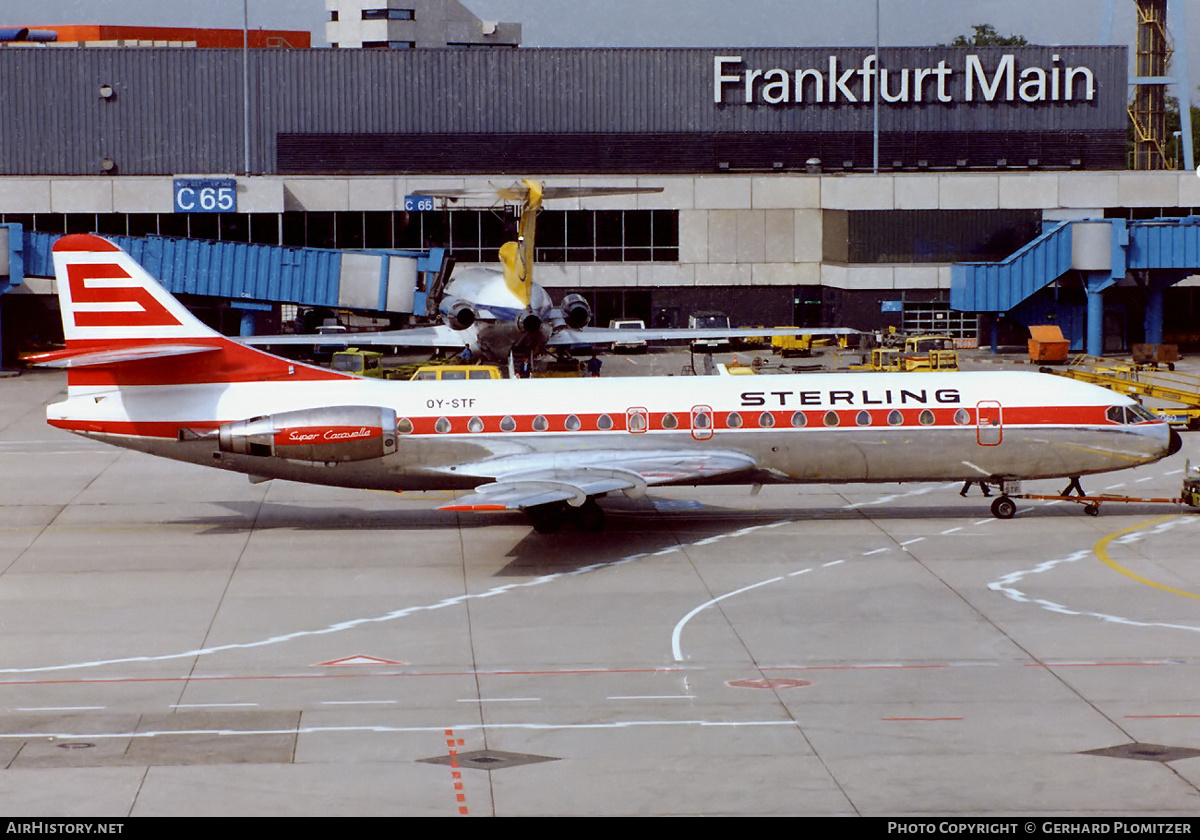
[526,498,606,534]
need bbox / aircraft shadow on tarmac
[161,493,1166,573]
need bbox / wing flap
[439,450,757,512]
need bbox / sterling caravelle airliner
[38,234,1181,533]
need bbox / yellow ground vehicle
[902,335,958,370]
[330,349,386,378]
[409,365,502,381]
[851,335,958,371]
[770,332,842,357]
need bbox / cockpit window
[1107,404,1159,424]
[1127,404,1158,423]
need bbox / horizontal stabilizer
[27,343,221,369]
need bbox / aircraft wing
[240,324,471,349]
[548,325,857,345]
[439,449,758,512]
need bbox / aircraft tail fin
[34,233,345,388]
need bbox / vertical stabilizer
[35,234,347,387]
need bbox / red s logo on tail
[66,264,182,329]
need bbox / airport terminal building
[2,39,1199,356]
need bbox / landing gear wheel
[990,495,1017,520]
[1084,504,1100,517]
[575,498,606,532]
[527,502,566,534]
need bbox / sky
[2,1,1196,98]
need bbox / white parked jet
[36,234,1180,532]
[241,180,852,363]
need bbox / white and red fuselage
[39,234,1181,525]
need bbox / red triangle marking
[315,655,405,667]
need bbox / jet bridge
[17,231,446,335]
[952,217,1200,356]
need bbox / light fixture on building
[98,84,114,100]
[805,157,821,174]
[99,157,116,172]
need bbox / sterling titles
[713,53,1096,105]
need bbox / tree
[947,24,1029,47]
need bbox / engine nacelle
[559,293,592,330]
[218,406,398,463]
[517,310,542,334]
[440,299,477,330]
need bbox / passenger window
[597,413,614,431]
[954,408,971,426]
[855,410,871,426]
[435,417,451,433]
[467,416,484,433]
[823,411,839,427]
[661,413,678,430]
[790,411,806,428]
[533,415,549,432]
[442,370,466,380]
[886,410,903,426]
[565,414,581,431]
[726,412,743,428]
[500,415,517,432]
[918,409,935,426]
[758,412,775,428]
[397,417,414,434]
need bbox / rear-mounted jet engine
[218,406,398,462]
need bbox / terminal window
[6,209,680,265]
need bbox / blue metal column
[230,300,272,337]
[1144,284,1164,346]
[1084,272,1107,357]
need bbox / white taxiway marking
[989,518,1200,633]
[0,519,797,678]
[608,695,692,700]
[0,719,802,743]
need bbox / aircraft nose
[1168,427,1183,457]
